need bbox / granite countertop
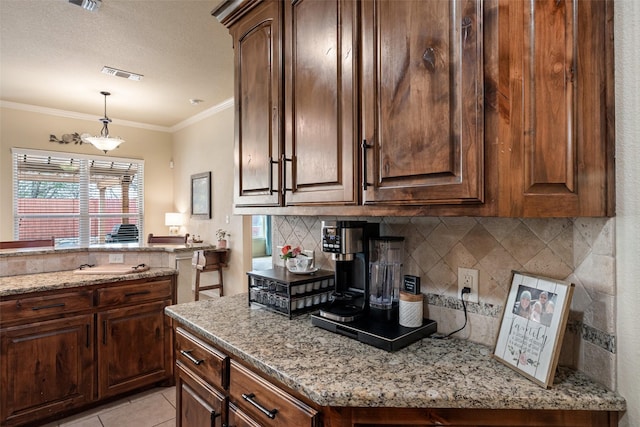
[0,242,215,258]
[0,267,177,297]
[165,294,626,412]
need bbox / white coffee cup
[296,257,312,271]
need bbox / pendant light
[84,91,125,153]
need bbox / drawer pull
[180,349,204,365]
[124,290,151,297]
[32,302,65,311]
[241,393,278,419]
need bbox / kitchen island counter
[0,267,177,297]
[165,294,625,412]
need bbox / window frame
[11,147,145,247]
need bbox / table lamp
[165,212,183,235]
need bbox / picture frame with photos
[493,271,575,388]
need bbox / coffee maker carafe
[319,220,379,322]
[368,236,405,322]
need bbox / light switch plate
[108,253,124,264]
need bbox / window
[251,215,271,256]
[252,215,267,239]
[12,148,144,247]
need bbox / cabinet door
[283,0,358,205]
[498,0,614,217]
[176,363,226,427]
[231,0,283,207]
[97,300,172,398]
[0,315,94,427]
[361,0,484,205]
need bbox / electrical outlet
[458,267,479,303]
[108,253,124,264]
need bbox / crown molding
[170,97,234,132]
[0,97,235,134]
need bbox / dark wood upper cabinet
[229,1,283,207]
[283,0,358,205]
[497,0,615,217]
[361,0,484,206]
[214,0,614,217]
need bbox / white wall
[171,103,248,296]
[0,106,174,240]
[615,1,640,425]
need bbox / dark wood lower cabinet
[97,300,173,399]
[0,315,94,426]
[322,407,618,427]
[0,274,176,427]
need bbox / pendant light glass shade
[84,91,125,153]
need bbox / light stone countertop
[0,242,215,258]
[0,267,177,297]
[165,294,626,412]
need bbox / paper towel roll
[399,291,423,327]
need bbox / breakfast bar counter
[0,267,177,297]
[165,294,626,413]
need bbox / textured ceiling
[0,0,235,129]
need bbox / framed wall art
[493,271,575,388]
[191,171,211,219]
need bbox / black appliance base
[310,314,437,352]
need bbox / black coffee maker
[312,220,437,352]
[317,220,379,322]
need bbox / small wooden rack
[194,249,230,300]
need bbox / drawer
[176,327,229,390]
[0,290,93,324]
[229,360,319,427]
[96,278,172,308]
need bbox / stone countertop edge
[0,268,178,297]
[165,294,626,412]
[0,243,216,258]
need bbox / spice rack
[247,267,335,318]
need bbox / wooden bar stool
[194,249,230,301]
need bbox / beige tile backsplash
[273,215,617,389]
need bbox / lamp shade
[165,212,184,226]
[84,135,124,152]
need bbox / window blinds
[12,148,144,247]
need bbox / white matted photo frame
[493,271,575,388]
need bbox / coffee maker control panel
[321,226,341,253]
[321,221,363,255]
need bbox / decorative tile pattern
[272,216,617,388]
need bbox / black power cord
[434,286,471,339]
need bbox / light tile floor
[42,387,176,427]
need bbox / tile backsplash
[272,215,616,389]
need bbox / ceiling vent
[101,66,144,81]
[68,0,101,12]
